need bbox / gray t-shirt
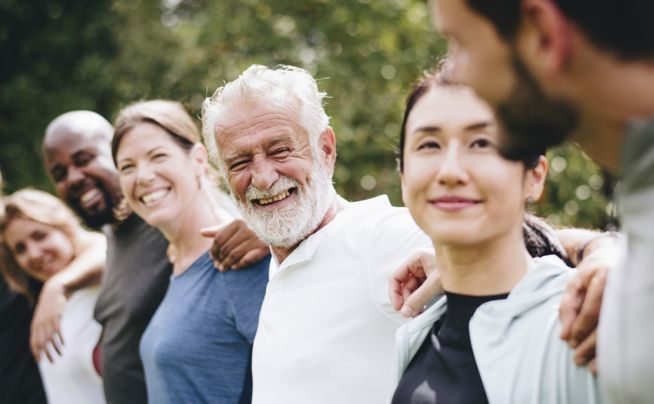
[94,213,171,404]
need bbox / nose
[437,142,468,187]
[25,241,44,267]
[250,157,279,192]
[135,162,156,185]
[67,165,86,188]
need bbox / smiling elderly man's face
[214,99,335,249]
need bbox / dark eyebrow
[71,148,95,158]
[146,146,167,156]
[463,122,493,132]
[412,126,442,134]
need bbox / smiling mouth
[432,198,481,212]
[33,257,59,276]
[253,188,296,206]
[79,188,101,207]
[140,189,170,205]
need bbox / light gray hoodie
[395,255,604,404]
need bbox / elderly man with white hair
[202,64,432,404]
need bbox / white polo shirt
[252,195,432,404]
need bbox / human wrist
[45,273,71,298]
[576,231,621,264]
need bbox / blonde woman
[0,189,105,404]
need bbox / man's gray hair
[201,64,330,174]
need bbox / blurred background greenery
[0,0,614,229]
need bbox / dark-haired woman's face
[401,86,544,247]
[4,218,74,281]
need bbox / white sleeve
[364,207,433,323]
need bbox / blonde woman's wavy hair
[0,189,84,302]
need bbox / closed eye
[152,153,168,162]
[118,163,135,174]
[229,159,250,171]
[270,147,290,156]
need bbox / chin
[427,224,483,247]
[143,211,176,229]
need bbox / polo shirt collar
[269,195,392,277]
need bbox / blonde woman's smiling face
[4,217,75,282]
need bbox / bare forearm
[555,227,622,266]
[53,231,106,295]
[555,228,600,266]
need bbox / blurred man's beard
[236,161,336,249]
[496,56,579,161]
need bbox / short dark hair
[465,0,654,60]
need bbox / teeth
[257,190,290,205]
[80,189,100,204]
[141,189,168,205]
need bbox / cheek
[228,172,250,202]
[15,253,30,269]
[401,164,435,218]
[48,233,75,263]
[55,182,68,199]
[280,159,313,184]
[403,159,435,194]
[118,175,134,201]
[477,167,525,218]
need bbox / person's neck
[161,192,221,275]
[435,228,531,296]
[271,195,348,264]
[571,55,654,172]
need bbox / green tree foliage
[0,0,611,229]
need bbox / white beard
[235,161,336,249]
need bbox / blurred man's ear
[518,0,573,76]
